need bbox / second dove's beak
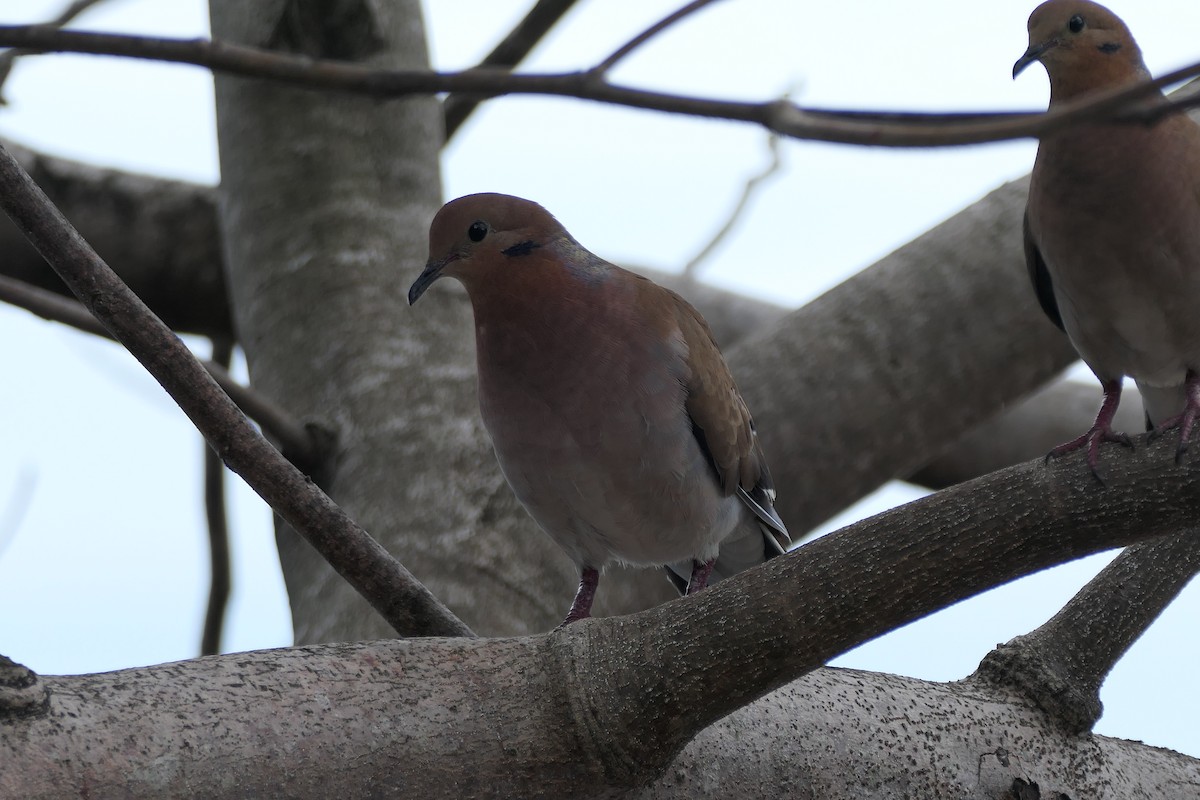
[1013,41,1053,78]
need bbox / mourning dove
[408,193,790,625]
[1015,0,1200,477]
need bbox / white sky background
[0,0,1197,758]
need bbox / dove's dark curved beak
[408,255,457,305]
[1013,41,1052,79]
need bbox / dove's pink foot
[686,558,716,595]
[1148,370,1200,464]
[1047,379,1132,483]
[558,567,599,628]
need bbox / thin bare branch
[0,271,108,336]
[0,464,36,562]
[2,26,1199,146]
[0,0,108,104]
[592,0,723,75]
[0,143,473,638]
[682,133,781,280]
[443,0,580,141]
[0,273,321,468]
[200,338,233,657]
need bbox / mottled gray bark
[3,434,1199,797]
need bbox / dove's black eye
[1068,14,1085,33]
[468,220,488,242]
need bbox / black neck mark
[1098,42,1121,54]
[501,240,541,258]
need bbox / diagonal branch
[1,26,1199,146]
[0,141,473,639]
[443,0,580,141]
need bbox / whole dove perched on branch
[1015,0,1200,479]
[408,193,790,626]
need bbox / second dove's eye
[1068,15,1085,33]
[468,221,488,242]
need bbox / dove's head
[408,193,569,305]
[1013,0,1148,102]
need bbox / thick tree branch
[2,26,1199,146]
[727,176,1078,534]
[0,141,472,639]
[0,140,230,338]
[0,272,320,466]
[910,385,1200,736]
[585,434,1200,787]
[635,667,1197,799]
[973,531,1200,734]
[442,0,580,140]
[3,434,1199,796]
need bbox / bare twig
[682,133,782,280]
[0,273,319,467]
[443,0,580,141]
[0,465,36,562]
[973,532,1200,733]
[0,0,108,104]
[0,147,474,638]
[2,26,1199,146]
[591,0,723,75]
[201,338,233,657]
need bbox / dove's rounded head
[1013,0,1147,101]
[408,193,567,305]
